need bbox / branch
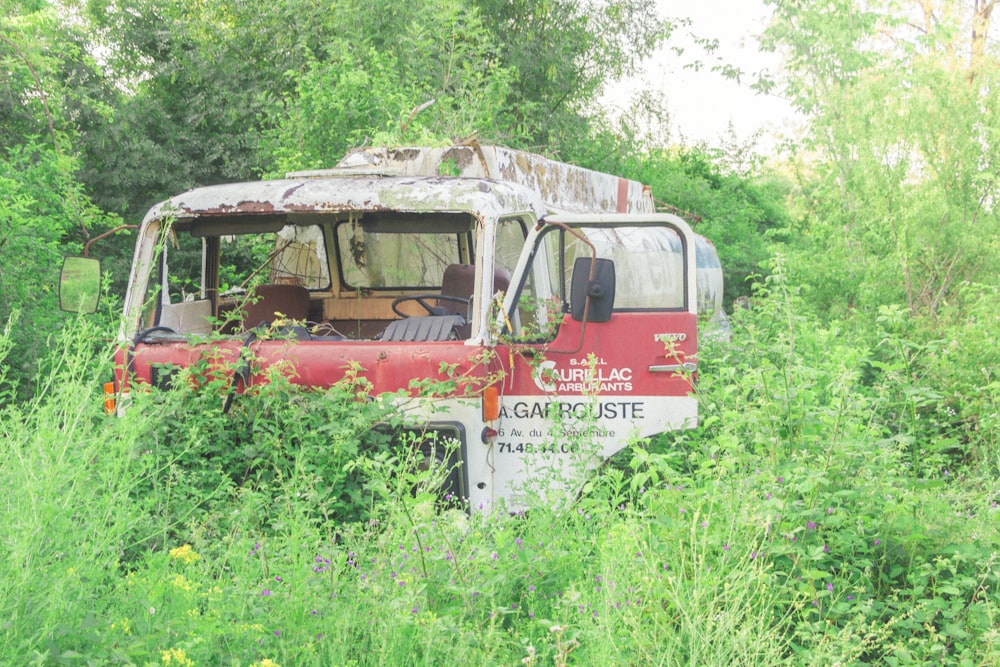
[0,33,59,158]
[400,99,436,134]
[0,32,91,239]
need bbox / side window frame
[499,225,566,343]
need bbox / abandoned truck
[62,145,724,511]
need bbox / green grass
[1,283,999,665]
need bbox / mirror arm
[84,225,138,257]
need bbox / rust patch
[282,183,305,200]
[237,200,276,212]
[389,148,421,162]
[441,147,475,170]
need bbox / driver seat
[241,284,310,330]
[439,264,512,339]
[437,264,477,316]
[438,264,512,314]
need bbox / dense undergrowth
[1,273,998,666]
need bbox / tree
[265,0,517,172]
[0,3,123,393]
[79,0,310,221]
[471,0,668,152]
[760,0,1000,317]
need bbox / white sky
[605,0,801,151]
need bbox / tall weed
[0,316,150,658]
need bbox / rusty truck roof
[313,145,654,214]
[142,174,548,226]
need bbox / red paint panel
[498,311,697,399]
[616,178,630,213]
[119,339,492,399]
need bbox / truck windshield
[209,223,332,294]
[334,213,475,290]
[141,221,331,331]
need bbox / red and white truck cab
[79,146,711,511]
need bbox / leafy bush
[124,360,404,559]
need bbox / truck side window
[578,226,685,310]
[502,224,687,340]
[495,218,527,276]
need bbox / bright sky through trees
[607,0,800,149]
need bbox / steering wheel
[133,326,178,344]
[391,295,470,318]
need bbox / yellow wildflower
[250,660,281,667]
[169,544,200,564]
[170,573,194,591]
[110,618,131,635]
[161,647,194,666]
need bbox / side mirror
[570,256,615,323]
[59,256,102,313]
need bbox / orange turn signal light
[104,381,116,415]
[482,385,500,422]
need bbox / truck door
[489,214,699,509]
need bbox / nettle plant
[129,357,402,544]
[132,337,518,544]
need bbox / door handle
[648,362,698,373]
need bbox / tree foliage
[470,0,667,149]
[0,4,121,392]
[266,0,671,169]
[762,0,1000,317]
[265,0,518,173]
[80,0,307,220]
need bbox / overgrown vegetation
[2,269,998,664]
[2,0,1000,663]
